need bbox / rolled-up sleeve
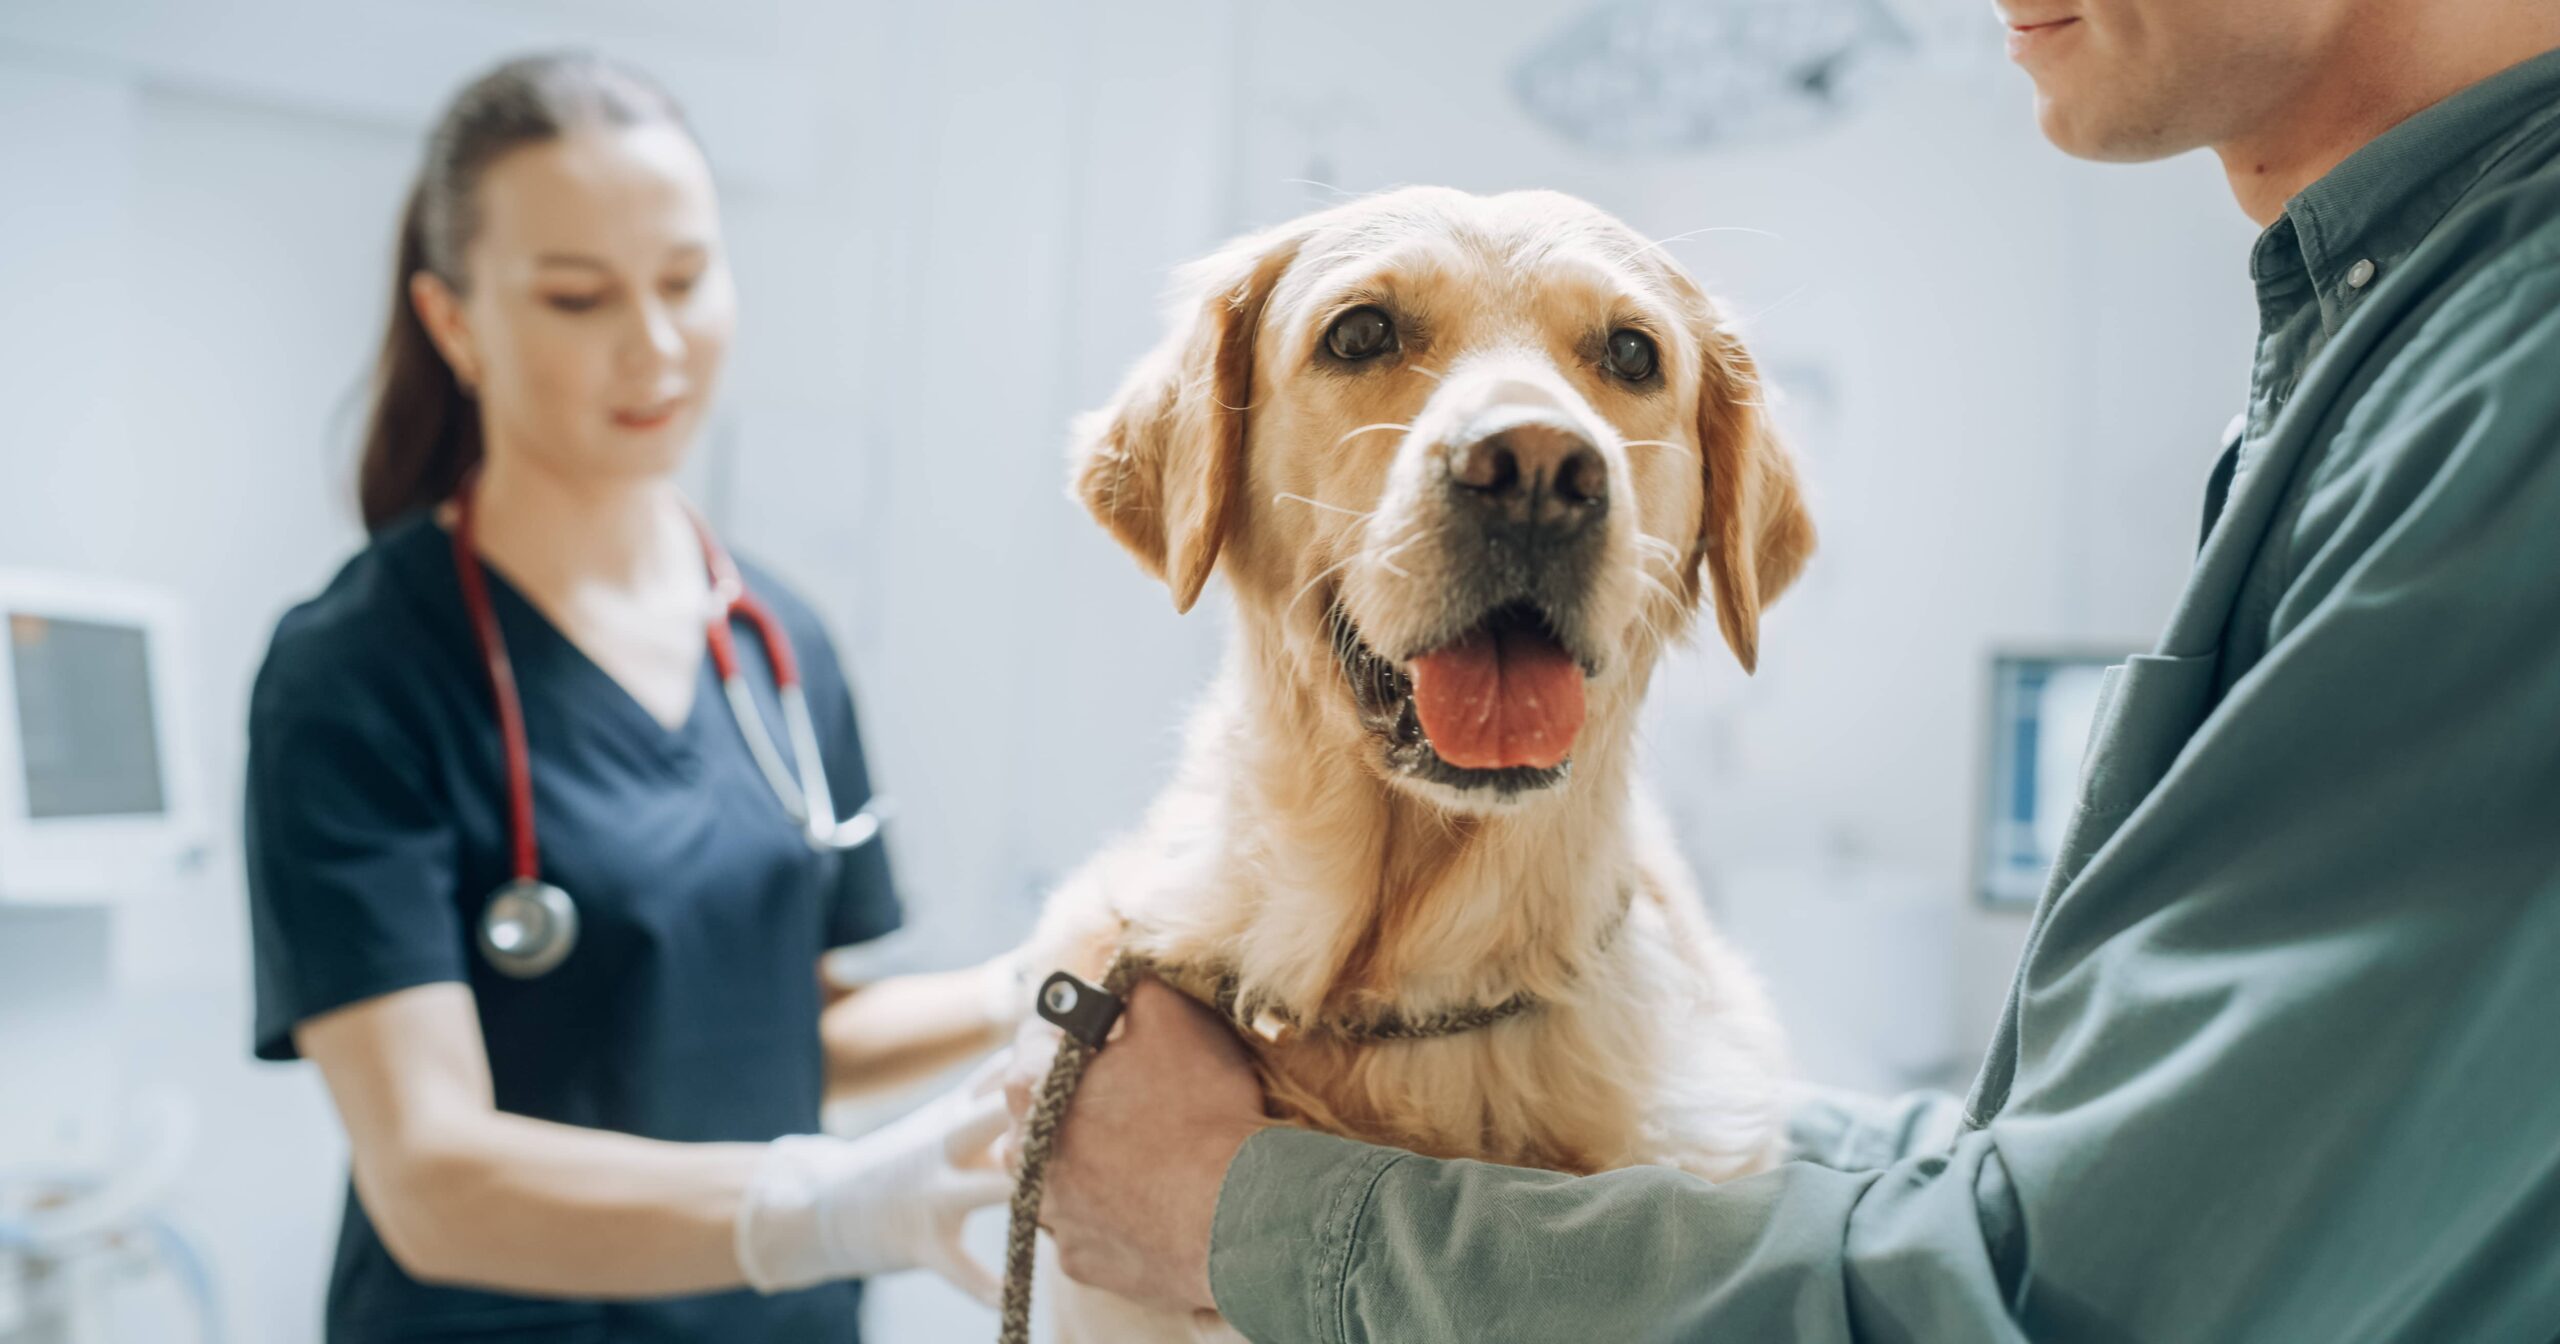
[1213,1127,2024,1344]
[1208,263,2560,1343]
[1784,1085,1968,1173]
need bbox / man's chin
[2034,90,2200,164]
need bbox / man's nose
[1444,418,1608,536]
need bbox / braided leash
[996,892,1632,1342]
[1000,950,1141,1344]
[991,959,1558,1344]
[996,952,1536,1342]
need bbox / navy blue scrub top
[244,511,902,1344]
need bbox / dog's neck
[1154,622,1648,1023]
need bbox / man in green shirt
[1013,1,2560,1338]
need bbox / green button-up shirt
[1208,47,2560,1344]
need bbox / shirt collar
[2273,45,2560,334]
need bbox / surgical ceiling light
[1512,0,1914,152]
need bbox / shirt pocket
[1964,647,2225,1128]
[2043,649,2222,899]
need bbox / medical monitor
[0,571,203,904]
[1975,648,2129,909]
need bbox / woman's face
[414,122,736,486]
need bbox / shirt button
[2346,258,2377,289]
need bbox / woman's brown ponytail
[356,183,480,533]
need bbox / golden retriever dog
[1024,185,1816,1343]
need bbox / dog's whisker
[1621,438,1698,459]
[1371,532,1426,572]
[1626,604,1662,647]
[1625,572,1681,649]
[1287,551,1361,622]
[1282,177,1365,201]
[1336,422,1415,448]
[1736,283,1809,326]
[1408,365,1446,384]
[1273,492,1376,520]
[1627,546,1686,600]
[1314,523,1429,588]
[1634,610,1672,652]
[1622,224,1784,264]
[1633,574,1691,645]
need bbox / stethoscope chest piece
[478,877,579,979]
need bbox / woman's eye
[663,273,700,298]
[1325,306,1397,362]
[544,293,605,314]
[1604,329,1658,382]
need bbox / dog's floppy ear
[1693,317,1815,674]
[1070,225,1305,614]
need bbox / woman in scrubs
[245,54,1018,1342]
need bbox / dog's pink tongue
[1408,627,1586,770]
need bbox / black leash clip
[1034,970,1124,1050]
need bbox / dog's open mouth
[1331,601,1592,794]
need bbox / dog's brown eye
[1605,329,1658,382]
[1325,306,1397,362]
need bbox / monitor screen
[1979,652,2117,908]
[8,612,168,819]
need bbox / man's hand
[1000,977,1270,1312]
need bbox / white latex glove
[977,947,1034,1029]
[735,1058,1014,1304]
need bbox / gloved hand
[735,1058,1014,1304]
[977,947,1034,1030]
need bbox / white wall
[0,0,2263,1338]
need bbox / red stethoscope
[449,473,888,979]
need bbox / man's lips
[2005,15,2080,59]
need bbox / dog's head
[1072,188,1813,812]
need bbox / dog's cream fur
[1027,187,1816,1342]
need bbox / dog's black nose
[1446,421,1607,533]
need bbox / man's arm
[1199,261,2560,1343]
